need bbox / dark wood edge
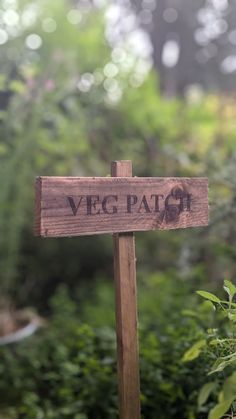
[34,177,42,236]
[35,175,209,182]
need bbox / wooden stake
[111,161,141,419]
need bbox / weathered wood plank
[112,161,140,419]
[35,176,208,237]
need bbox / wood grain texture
[34,176,208,237]
[112,161,141,419]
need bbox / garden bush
[0,274,226,419]
[183,280,236,419]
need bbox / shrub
[0,276,218,419]
[183,280,236,419]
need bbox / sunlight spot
[111,47,126,63]
[105,5,122,25]
[127,30,153,58]
[119,54,135,72]
[221,56,236,74]
[104,78,119,92]
[42,18,57,33]
[197,8,215,25]
[77,73,94,92]
[3,9,19,26]
[2,0,17,9]
[21,7,38,27]
[162,40,180,67]
[67,9,82,25]
[105,85,122,105]
[0,29,8,45]
[122,14,137,32]
[211,0,228,11]
[205,20,228,40]
[104,62,118,78]
[25,34,42,50]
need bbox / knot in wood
[171,186,184,200]
[165,205,180,222]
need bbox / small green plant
[183,280,236,419]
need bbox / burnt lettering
[165,193,181,221]
[102,195,118,214]
[151,194,164,212]
[67,196,84,216]
[67,190,192,217]
[127,195,138,213]
[87,195,100,215]
[138,195,151,213]
[186,194,192,211]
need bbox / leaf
[209,360,227,374]
[181,309,199,318]
[210,338,236,346]
[208,397,235,419]
[228,312,236,322]
[209,354,236,375]
[224,280,236,300]
[223,371,236,400]
[182,339,206,362]
[196,291,221,304]
[198,382,216,407]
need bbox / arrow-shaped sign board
[35,162,209,419]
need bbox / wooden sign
[35,176,208,237]
[35,161,209,419]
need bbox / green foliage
[183,280,236,418]
[198,382,216,409]
[77,272,218,418]
[0,274,215,419]
[196,292,221,304]
[182,339,207,362]
[0,287,118,419]
[1,0,236,310]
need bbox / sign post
[112,161,140,419]
[35,160,208,419]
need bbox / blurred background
[0,0,236,418]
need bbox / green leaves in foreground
[208,372,236,419]
[193,281,236,419]
[197,280,236,306]
[196,291,221,304]
[209,353,236,375]
[182,339,206,362]
[208,397,235,419]
[198,382,216,408]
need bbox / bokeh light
[25,34,42,50]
